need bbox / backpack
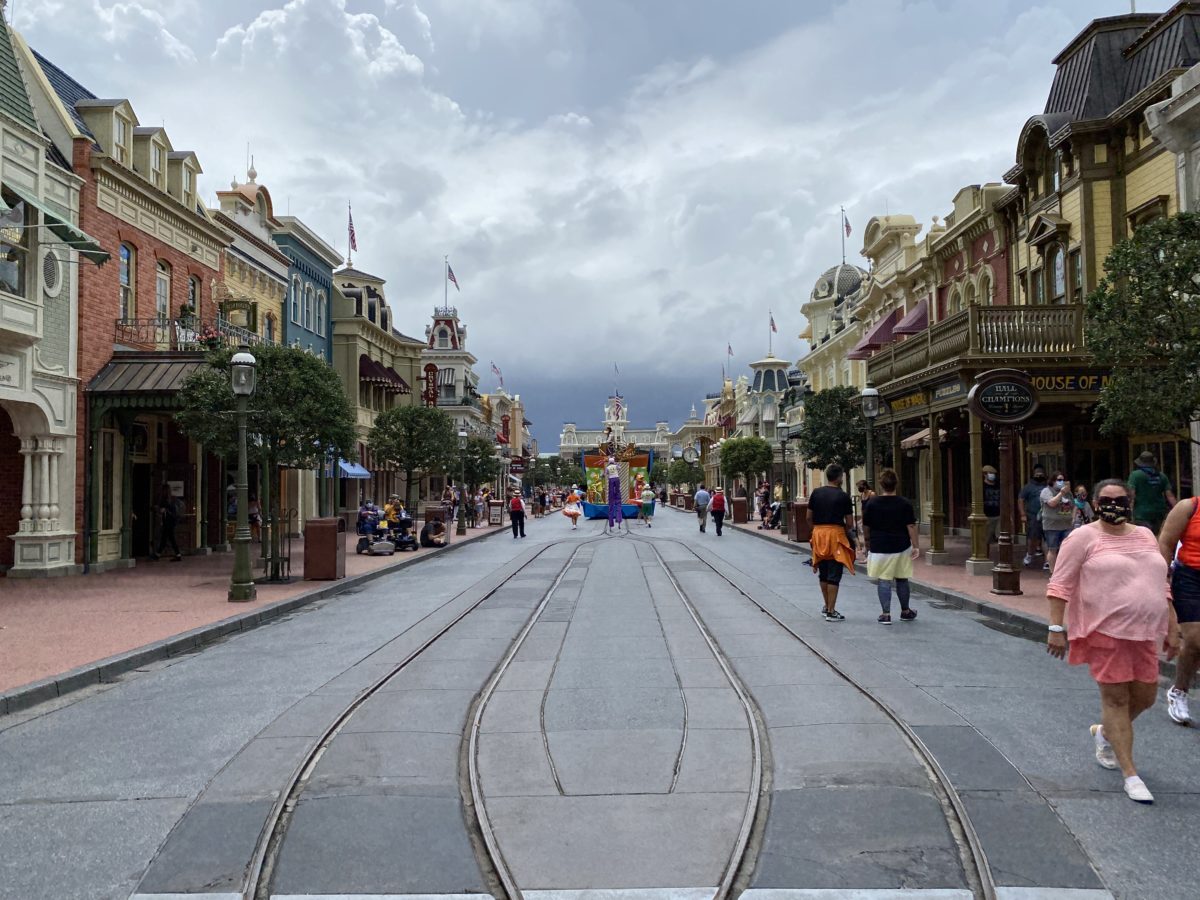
[510,496,524,512]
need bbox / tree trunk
[404,466,415,515]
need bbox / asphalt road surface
[1,506,1195,900]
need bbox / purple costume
[606,462,623,527]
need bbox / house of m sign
[967,369,1040,425]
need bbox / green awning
[2,181,110,267]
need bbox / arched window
[264,312,275,343]
[948,289,962,315]
[316,291,327,337]
[979,272,992,306]
[763,369,777,392]
[965,282,977,308]
[437,328,449,349]
[290,277,301,323]
[753,370,763,392]
[118,243,136,319]
[187,275,201,315]
[303,284,314,329]
[1049,245,1066,302]
[155,260,171,319]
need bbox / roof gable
[31,48,96,139]
[0,14,37,131]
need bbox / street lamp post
[861,381,881,489]
[457,428,468,536]
[228,347,257,603]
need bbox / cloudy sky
[14,0,1137,448]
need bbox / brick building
[17,36,232,568]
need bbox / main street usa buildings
[797,4,1200,573]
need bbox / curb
[0,527,506,718]
[719,513,1181,680]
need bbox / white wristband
[1048,624,1066,634]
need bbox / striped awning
[358,353,389,384]
[384,366,410,393]
[438,367,456,386]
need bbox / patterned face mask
[1096,496,1131,525]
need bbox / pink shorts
[1069,632,1159,684]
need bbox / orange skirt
[810,524,856,573]
[1069,631,1159,684]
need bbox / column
[198,445,211,554]
[18,437,34,532]
[926,412,948,564]
[35,437,51,530]
[48,438,61,529]
[966,412,990,574]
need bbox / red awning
[863,308,900,348]
[384,366,410,393]
[358,353,388,384]
[893,299,929,335]
[846,336,873,360]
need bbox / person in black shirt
[806,463,857,621]
[982,464,1001,551]
[861,468,920,624]
[420,520,447,547]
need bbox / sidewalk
[0,522,502,698]
[727,516,1051,623]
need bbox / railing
[867,304,1085,386]
[434,306,458,318]
[114,316,277,352]
[436,395,481,409]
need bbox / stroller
[356,502,396,555]
[760,501,782,530]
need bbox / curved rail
[636,535,998,900]
[243,541,590,900]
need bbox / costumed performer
[606,457,623,527]
[563,485,583,529]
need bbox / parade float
[576,395,654,521]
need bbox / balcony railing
[436,395,481,410]
[114,316,277,352]
[867,304,1085,386]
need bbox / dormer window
[182,166,194,209]
[151,143,164,189]
[113,114,130,165]
[437,328,449,349]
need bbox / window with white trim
[113,114,130,165]
[182,165,195,210]
[290,277,301,323]
[151,142,164,188]
[155,260,171,319]
[118,243,136,319]
[303,284,314,329]
[316,290,327,337]
[0,187,30,297]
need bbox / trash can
[489,500,505,526]
[304,517,346,580]
[684,494,694,511]
[791,499,812,543]
[731,496,748,524]
[425,506,447,525]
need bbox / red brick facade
[70,138,224,562]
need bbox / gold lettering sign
[890,391,927,412]
[1029,374,1110,392]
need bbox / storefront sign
[931,380,965,402]
[890,391,927,412]
[1030,373,1110,393]
[968,368,1039,424]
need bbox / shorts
[1069,631,1159,684]
[817,559,844,585]
[1043,528,1069,550]
[1172,561,1200,624]
[1025,518,1043,542]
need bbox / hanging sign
[968,368,1039,425]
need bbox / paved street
[1,508,1196,900]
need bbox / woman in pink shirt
[1046,478,1180,804]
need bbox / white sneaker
[1090,724,1118,769]
[1167,686,1192,725]
[1124,775,1154,804]
[1023,553,1033,566]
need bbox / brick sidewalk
[726,516,1051,622]
[0,522,501,694]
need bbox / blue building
[272,216,341,361]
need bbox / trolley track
[241,539,598,900]
[635,533,998,900]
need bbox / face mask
[1055,480,1066,489]
[985,474,996,483]
[1097,497,1131,525]
[1034,474,1046,483]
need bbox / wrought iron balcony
[866,304,1086,387]
[114,316,277,352]
[436,394,481,409]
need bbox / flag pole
[768,308,773,357]
[444,255,448,308]
[347,201,352,266]
[840,205,846,265]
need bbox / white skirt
[867,550,913,582]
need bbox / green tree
[719,435,774,493]
[461,435,501,491]
[368,405,457,511]
[176,344,356,580]
[667,458,704,490]
[650,458,669,488]
[1086,212,1200,443]
[795,385,867,472]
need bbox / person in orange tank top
[1159,495,1200,726]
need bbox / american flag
[843,214,852,238]
[727,343,733,357]
[447,263,460,291]
[770,313,777,333]
[348,204,358,252]
[490,361,503,386]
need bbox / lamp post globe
[457,429,468,536]
[860,381,880,490]
[229,346,257,602]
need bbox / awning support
[3,181,110,266]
